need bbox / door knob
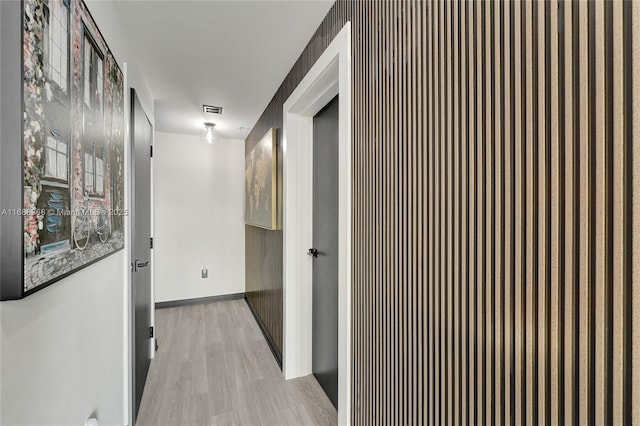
[307,248,318,258]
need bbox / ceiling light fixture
[200,122,218,144]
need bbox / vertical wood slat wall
[245,0,640,423]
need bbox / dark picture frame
[0,0,125,300]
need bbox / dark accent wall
[246,0,640,424]
[245,126,284,352]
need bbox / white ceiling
[107,0,334,139]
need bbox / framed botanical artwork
[245,128,277,230]
[0,0,125,300]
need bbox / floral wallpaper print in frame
[20,0,125,296]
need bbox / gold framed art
[245,128,277,230]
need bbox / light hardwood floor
[136,299,338,426]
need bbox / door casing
[282,22,352,426]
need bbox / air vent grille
[203,105,223,114]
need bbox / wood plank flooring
[136,299,337,426]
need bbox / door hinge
[149,326,154,338]
[150,145,153,157]
[150,237,153,249]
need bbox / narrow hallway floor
[136,298,337,426]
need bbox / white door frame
[282,22,352,425]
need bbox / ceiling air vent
[203,104,223,114]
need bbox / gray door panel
[312,95,339,408]
[131,89,152,423]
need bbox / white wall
[153,132,245,303]
[0,1,154,425]
[0,256,126,425]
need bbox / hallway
[3,0,640,424]
[136,299,337,426]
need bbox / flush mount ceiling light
[200,122,218,144]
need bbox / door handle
[308,248,318,258]
[132,259,150,272]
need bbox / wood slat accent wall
[245,0,640,422]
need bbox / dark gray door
[311,95,339,408]
[131,88,152,422]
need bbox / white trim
[122,62,133,426]
[149,124,155,363]
[282,22,352,426]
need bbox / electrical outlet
[201,268,208,279]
